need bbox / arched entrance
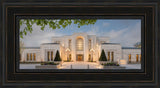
[76,37,84,61]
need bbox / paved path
[59,62,103,69]
[121,64,141,69]
[19,63,141,69]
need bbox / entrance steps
[59,62,103,69]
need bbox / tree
[134,42,141,48]
[99,49,107,61]
[20,19,97,38]
[54,50,61,61]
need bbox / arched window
[76,38,84,51]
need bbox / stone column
[32,53,34,62]
[110,52,112,62]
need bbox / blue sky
[20,19,141,47]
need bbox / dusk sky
[20,19,141,47]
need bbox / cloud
[86,26,100,35]
[103,22,110,27]
[21,24,63,47]
[105,28,128,39]
[20,20,141,47]
[109,22,141,47]
[86,21,141,47]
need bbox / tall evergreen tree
[99,49,107,61]
[54,50,61,61]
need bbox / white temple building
[21,33,141,64]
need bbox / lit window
[76,38,84,51]
[47,51,50,61]
[69,54,72,60]
[27,53,29,61]
[51,51,53,61]
[136,54,139,62]
[111,52,114,61]
[108,52,110,61]
[30,53,32,61]
[34,53,36,61]
[128,54,131,63]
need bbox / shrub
[54,50,61,61]
[64,59,73,62]
[20,62,42,64]
[99,49,107,61]
[101,62,119,66]
[41,62,59,65]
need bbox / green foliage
[20,62,39,64]
[54,50,61,61]
[41,62,59,65]
[134,42,141,48]
[19,19,97,38]
[99,49,107,61]
[64,60,73,62]
[101,62,119,66]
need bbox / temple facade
[21,33,141,64]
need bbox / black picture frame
[16,15,144,73]
[0,0,159,88]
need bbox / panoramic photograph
[19,19,141,69]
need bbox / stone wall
[122,48,141,63]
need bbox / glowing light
[76,38,84,51]
[90,48,95,52]
[65,48,70,52]
[119,60,127,65]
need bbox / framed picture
[0,0,159,88]
[17,16,143,73]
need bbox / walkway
[59,62,103,69]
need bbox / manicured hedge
[101,62,119,66]
[41,62,59,65]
